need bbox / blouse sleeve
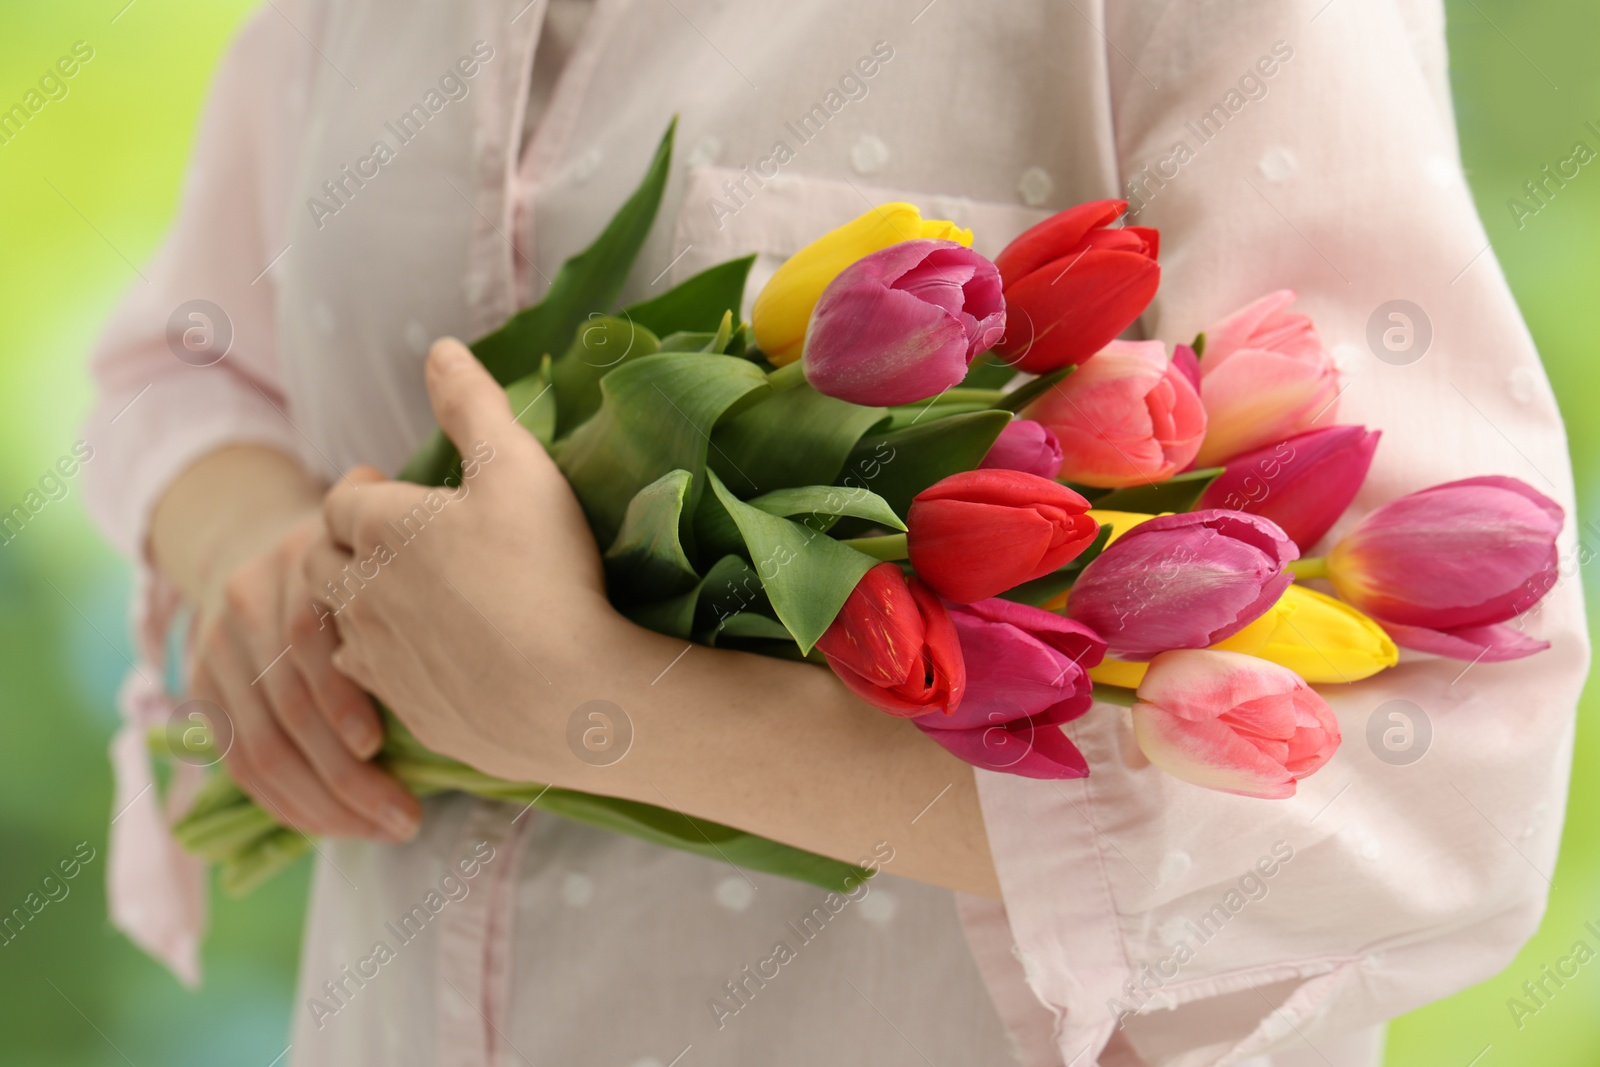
[969,2,1589,1063]
[79,2,317,987]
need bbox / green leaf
[471,119,677,384]
[1092,684,1140,707]
[549,316,662,436]
[1094,467,1226,513]
[997,524,1113,606]
[960,353,1021,390]
[1191,331,1207,359]
[993,365,1075,413]
[709,383,888,497]
[623,255,755,338]
[557,352,771,547]
[707,471,877,653]
[604,470,700,602]
[839,409,1012,518]
[623,554,767,640]
[533,788,868,892]
[748,484,905,531]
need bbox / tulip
[1131,649,1341,799]
[815,563,965,717]
[990,200,1160,373]
[1089,585,1398,688]
[752,203,973,366]
[1194,290,1341,467]
[1066,509,1298,659]
[801,240,1006,406]
[1022,340,1205,488]
[979,418,1064,479]
[1197,426,1381,548]
[914,599,1106,779]
[1325,475,1563,661]
[907,470,1099,603]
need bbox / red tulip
[907,470,1099,603]
[1132,649,1341,799]
[1197,426,1381,549]
[1023,340,1206,488]
[802,240,1006,406]
[1067,510,1298,660]
[990,200,1160,373]
[978,418,1064,479]
[816,563,965,717]
[914,598,1105,779]
[1327,476,1563,661]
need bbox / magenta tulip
[802,239,1006,406]
[1327,476,1563,661]
[1132,649,1341,799]
[1195,291,1340,466]
[914,598,1106,779]
[1022,340,1207,488]
[979,418,1064,479]
[1197,426,1381,549]
[1067,510,1298,660]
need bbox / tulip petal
[994,200,1128,283]
[1195,349,1340,466]
[1198,426,1381,549]
[998,249,1162,373]
[915,717,1090,779]
[1378,619,1551,662]
[1132,704,1298,799]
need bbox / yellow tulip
[751,204,973,366]
[1088,584,1399,688]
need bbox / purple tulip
[1197,425,1381,549]
[1327,475,1563,661]
[914,598,1105,779]
[802,239,1006,406]
[979,418,1064,479]
[1067,510,1298,660]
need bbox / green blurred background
[0,2,1592,1063]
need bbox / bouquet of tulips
[156,120,1564,894]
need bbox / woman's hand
[302,339,1000,897]
[303,338,637,783]
[188,509,422,842]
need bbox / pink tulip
[1195,291,1340,467]
[1067,510,1298,660]
[1132,650,1340,799]
[979,418,1064,479]
[1022,340,1206,488]
[802,239,1006,406]
[1197,426,1381,549]
[914,598,1105,779]
[1327,476,1563,661]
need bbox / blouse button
[1018,166,1054,207]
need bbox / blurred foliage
[0,1,1591,1064]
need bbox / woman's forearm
[555,621,1002,898]
[150,444,322,603]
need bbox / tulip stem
[1286,557,1329,579]
[766,359,808,392]
[842,533,909,561]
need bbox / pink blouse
[82,1,1588,1064]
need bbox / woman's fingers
[194,657,379,840]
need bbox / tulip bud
[907,470,1099,603]
[1067,510,1298,660]
[1132,649,1341,799]
[979,418,1064,479]
[1327,475,1563,661]
[816,563,965,717]
[752,203,973,367]
[914,599,1105,779]
[990,200,1160,373]
[801,240,1006,406]
[1023,340,1206,488]
[1197,426,1381,549]
[1194,290,1341,467]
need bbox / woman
[84,1,1586,1064]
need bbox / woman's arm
[306,340,1001,896]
